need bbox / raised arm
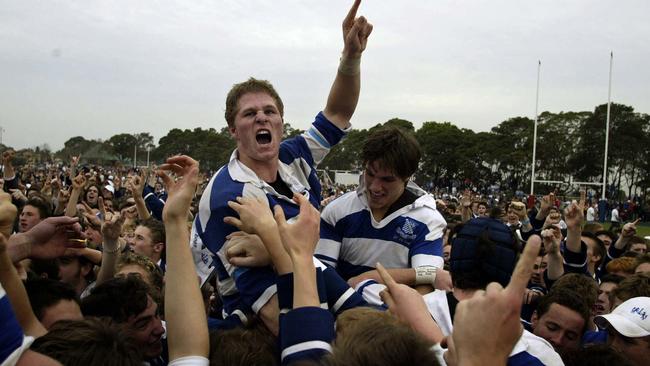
[159,156,209,361]
[65,174,86,217]
[564,200,584,254]
[0,192,46,338]
[322,0,373,129]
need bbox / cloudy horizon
[1,0,648,151]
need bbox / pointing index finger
[376,262,397,290]
[343,0,361,26]
[505,235,541,298]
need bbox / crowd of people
[2,1,649,365]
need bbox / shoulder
[321,191,365,224]
[509,330,564,366]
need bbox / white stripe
[332,288,355,313]
[280,303,328,315]
[354,281,386,306]
[251,284,277,314]
[315,238,341,261]
[412,254,443,269]
[339,237,410,269]
[231,309,248,324]
[281,340,332,361]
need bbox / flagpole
[530,60,541,195]
[602,52,613,200]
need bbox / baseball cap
[595,297,650,337]
[103,185,115,194]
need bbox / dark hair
[81,274,151,323]
[582,232,606,269]
[30,318,142,366]
[594,230,617,244]
[536,289,590,334]
[361,127,422,180]
[25,278,79,321]
[225,77,284,128]
[28,258,60,280]
[611,273,650,302]
[561,344,633,366]
[24,196,52,219]
[450,217,518,289]
[327,310,439,366]
[599,273,625,285]
[551,273,599,310]
[634,253,650,270]
[117,252,164,294]
[138,217,166,245]
[209,319,278,366]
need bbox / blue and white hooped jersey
[315,181,447,280]
[191,111,347,316]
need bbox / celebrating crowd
[2,1,649,365]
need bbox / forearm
[95,242,119,286]
[566,227,582,253]
[0,247,46,337]
[134,196,151,220]
[257,228,292,275]
[322,62,360,129]
[291,257,319,308]
[546,253,564,280]
[165,219,209,359]
[65,189,81,217]
[7,233,31,263]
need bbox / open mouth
[256,129,272,145]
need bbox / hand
[225,232,272,267]
[71,174,86,190]
[541,225,562,255]
[70,154,81,168]
[147,165,158,187]
[101,213,125,244]
[433,269,453,292]
[544,211,561,226]
[57,187,70,205]
[51,177,61,190]
[0,191,18,237]
[129,170,146,197]
[341,0,373,59]
[564,200,584,230]
[274,193,320,260]
[377,263,443,344]
[22,216,86,260]
[540,193,554,214]
[460,190,471,208]
[523,288,542,305]
[2,149,15,164]
[224,197,277,237]
[619,218,640,241]
[9,189,27,203]
[121,205,138,220]
[445,236,542,366]
[158,155,199,222]
[435,199,447,212]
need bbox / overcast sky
[1,0,648,151]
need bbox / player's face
[532,303,584,354]
[363,162,408,218]
[230,92,283,169]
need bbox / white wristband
[415,266,438,286]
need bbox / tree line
[6,102,649,199]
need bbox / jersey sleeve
[280,307,335,366]
[315,213,343,268]
[409,208,446,269]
